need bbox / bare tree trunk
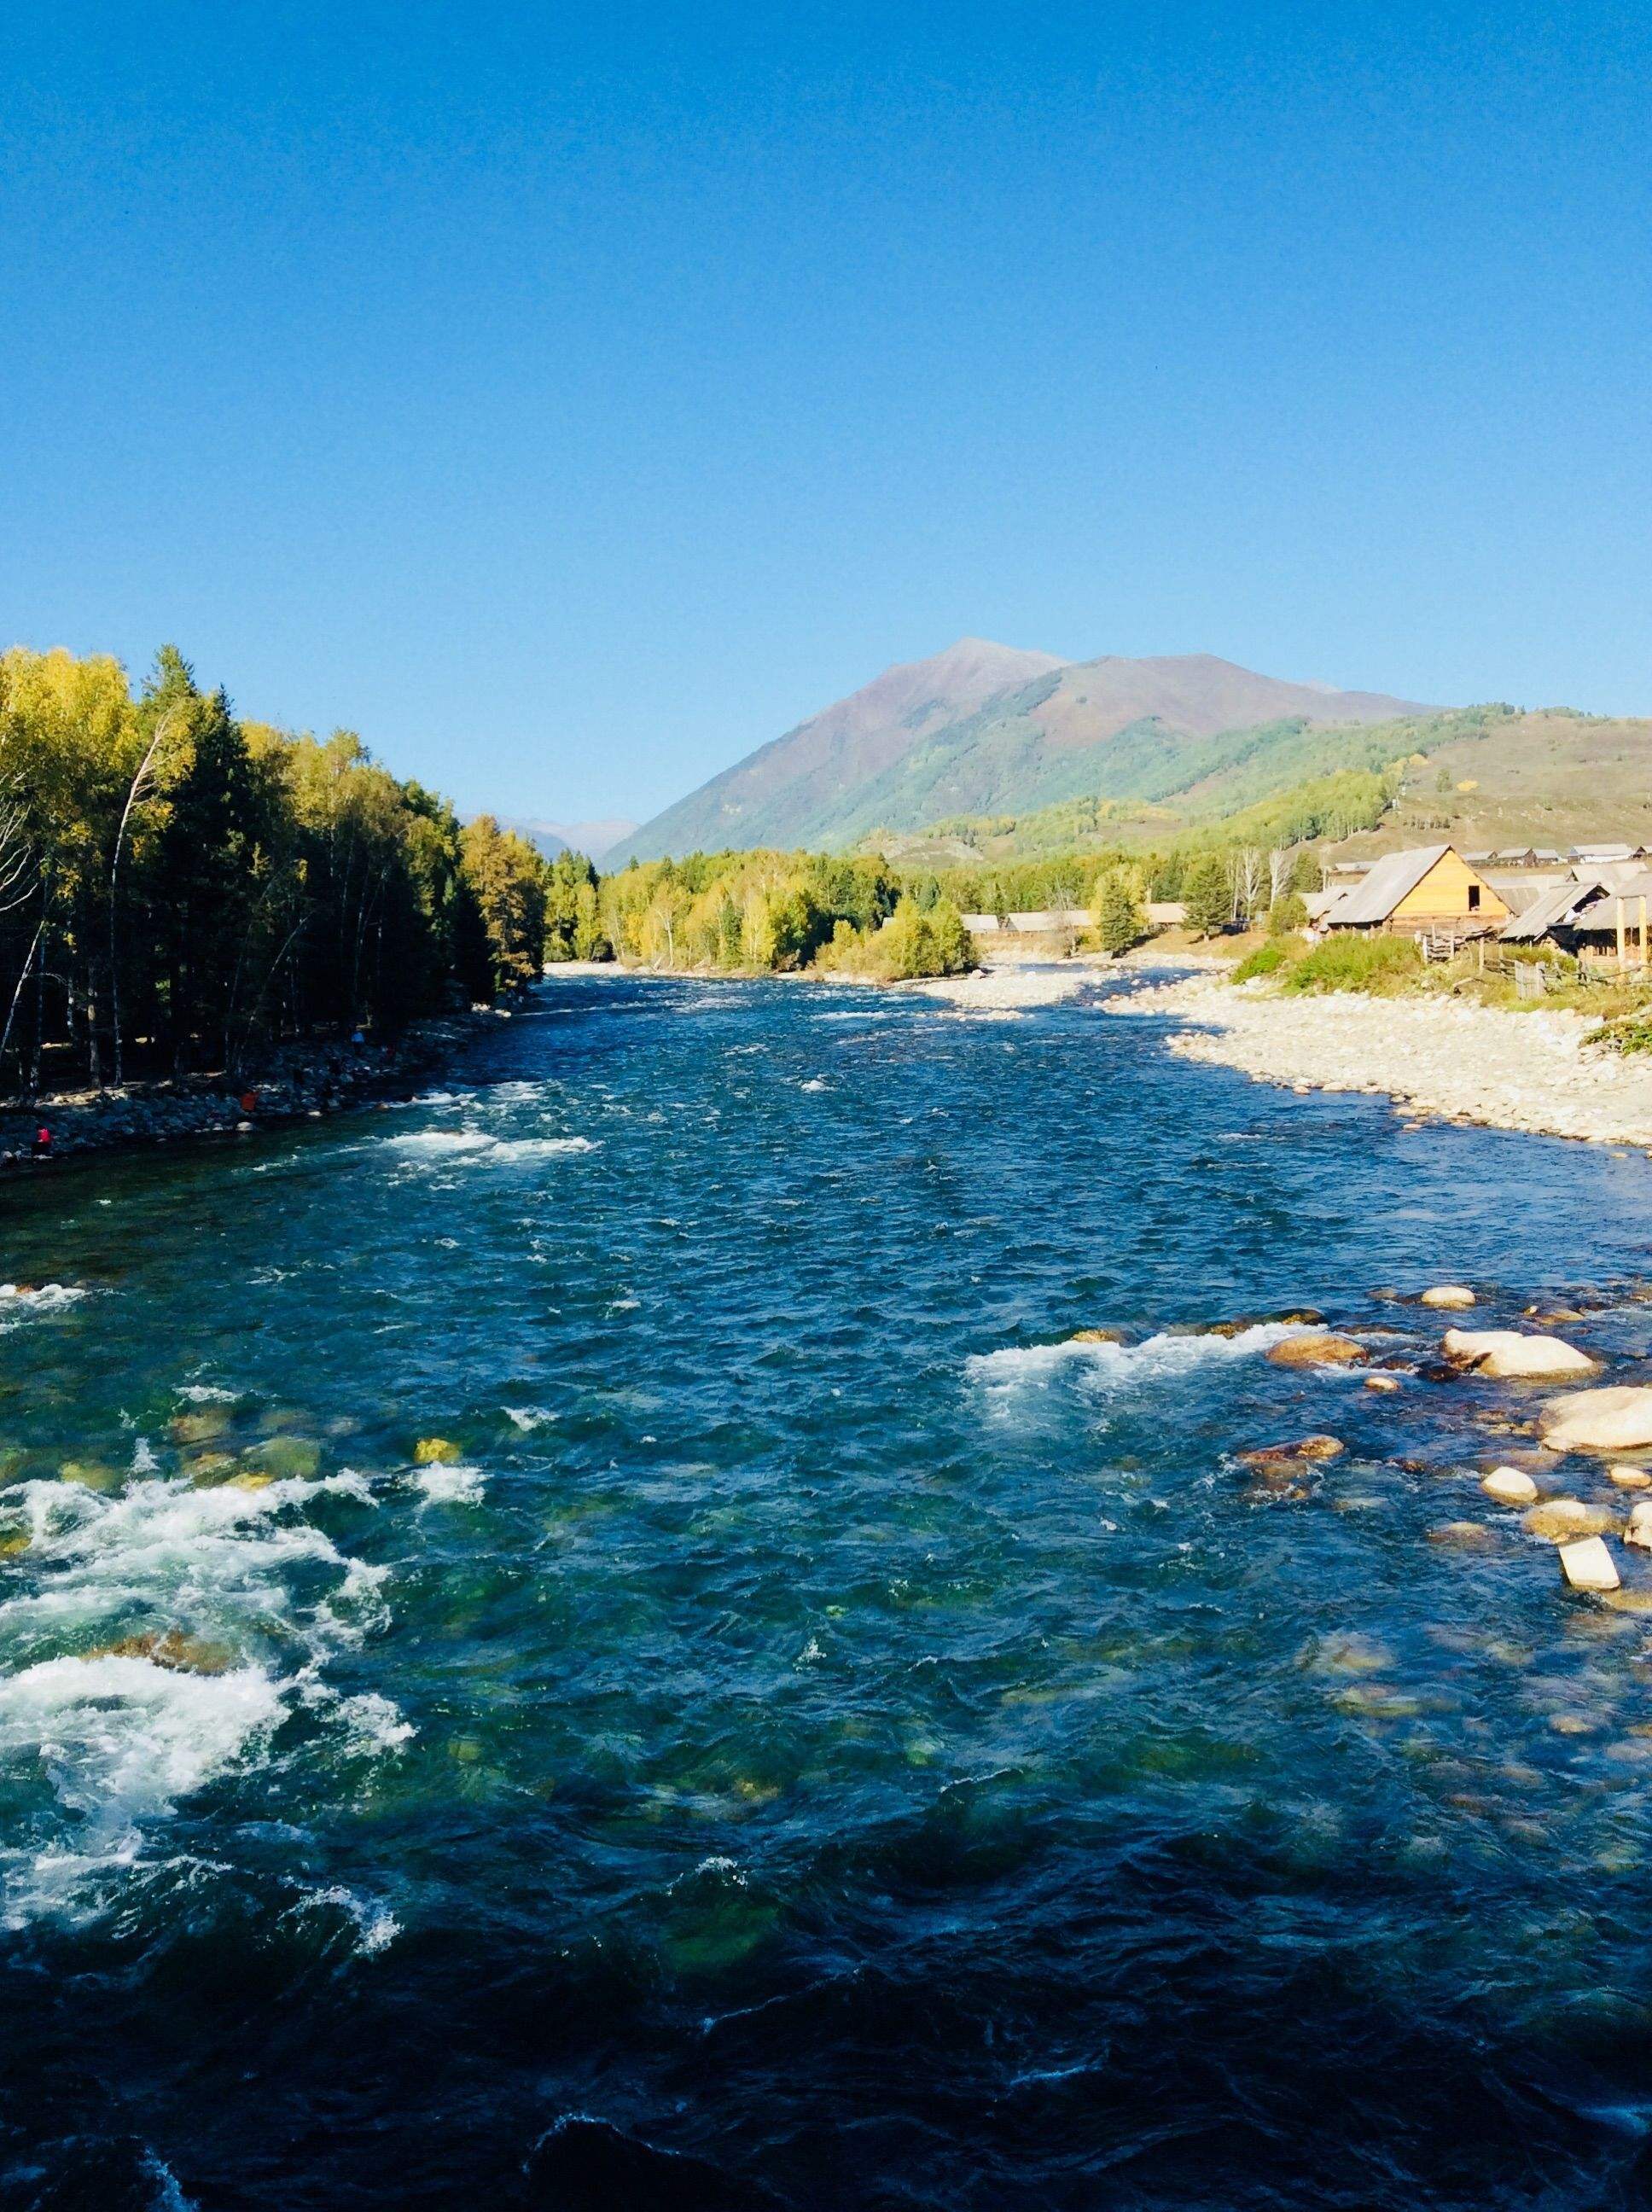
[108,720,169,1088]
[0,917,44,1089]
[29,924,46,1098]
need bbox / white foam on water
[131,1437,160,1475]
[286,1881,402,1957]
[383,1128,596,1167]
[413,1464,486,1505]
[301,1681,414,1757]
[0,1283,89,1330]
[967,1322,1300,1412]
[800,1078,830,1092]
[490,1135,597,1161]
[177,1383,238,1403]
[0,1654,284,1923]
[503,1406,556,1431]
[0,1469,403,1925]
[386,1128,497,1157]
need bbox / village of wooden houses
[1304,841,1652,975]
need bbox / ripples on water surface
[5,971,1652,2208]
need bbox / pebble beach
[1108,967,1652,1149]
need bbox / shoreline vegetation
[0,645,587,1106]
[10,639,1652,1165]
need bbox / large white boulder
[1443,1330,1597,1381]
[1422,1285,1476,1309]
[1540,1387,1652,1455]
[1559,1536,1620,1592]
[1480,1466,1539,1506]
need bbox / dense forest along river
[6,969,1652,2210]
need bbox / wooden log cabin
[1319,844,1509,941]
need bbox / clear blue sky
[3,2,1649,826]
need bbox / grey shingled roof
[1320,844,1453,928]
[1499,875,1610,942]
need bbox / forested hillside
[0,645,602,1097]
[870,704,1652,868]
[615,643,1428,860]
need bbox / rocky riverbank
[0,1009,502,1172]
[1108,969,1652,1148]
[907,961,1096,1013]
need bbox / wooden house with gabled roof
[1318,844,1509,938]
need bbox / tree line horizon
[1,643,1332,1102]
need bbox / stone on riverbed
[1239,1435,1346,1466]
[1559,1537,1620,1592]
[1068,1328,1126,1344]
[1265,1334,1366,1370]
[87,1628,236,1674]
[1610,1465,1652,1489]
[245,1435,321,1481]
[1522,1498,1614,1542]
[1364,1374,1402,1394]
[1625,1503,1652,1551]
[1428,1521,1495,1549]
[1481,1467,1539,1506]
[1442,1330,1597,1381]
[1422,1285,1477,1309]
[1539,1387,1652,1456]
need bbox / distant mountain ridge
[608,641,1432,863]
[492,815,639,861]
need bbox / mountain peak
[608,645,1434,864]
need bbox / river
[3,968,1652,2209]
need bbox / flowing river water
[4,969,1652,2209]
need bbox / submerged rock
[414,1436,462,1465]
[1067,1327,1126,1344]
[1422,1285,1477,1309]
[1238,1435,1346,1470]
[1559,1536,1620,1592]
[171,1406,234,1446]
[1481,1467,1539,1506]
[1428,1521,1495,1549]
[1364,1374,1403,1394]
[245,1435,321,1481]
[1541,1388,1652,1455]
[58,1459,121,1492]
[1442,1330,1597,1381]
[87,1628,236,1674]
[187,1451,238,1486]
[1265,1334,1365,1369]
[1522,1499,1614,1542]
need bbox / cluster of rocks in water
[0,1011,487,1169]
[1068,1286,1652,1603]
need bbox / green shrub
[1231,943,1289,983]
[1587,1012,1652,1056]
[1278,933,1422,995]
[1266,892,1308,935]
